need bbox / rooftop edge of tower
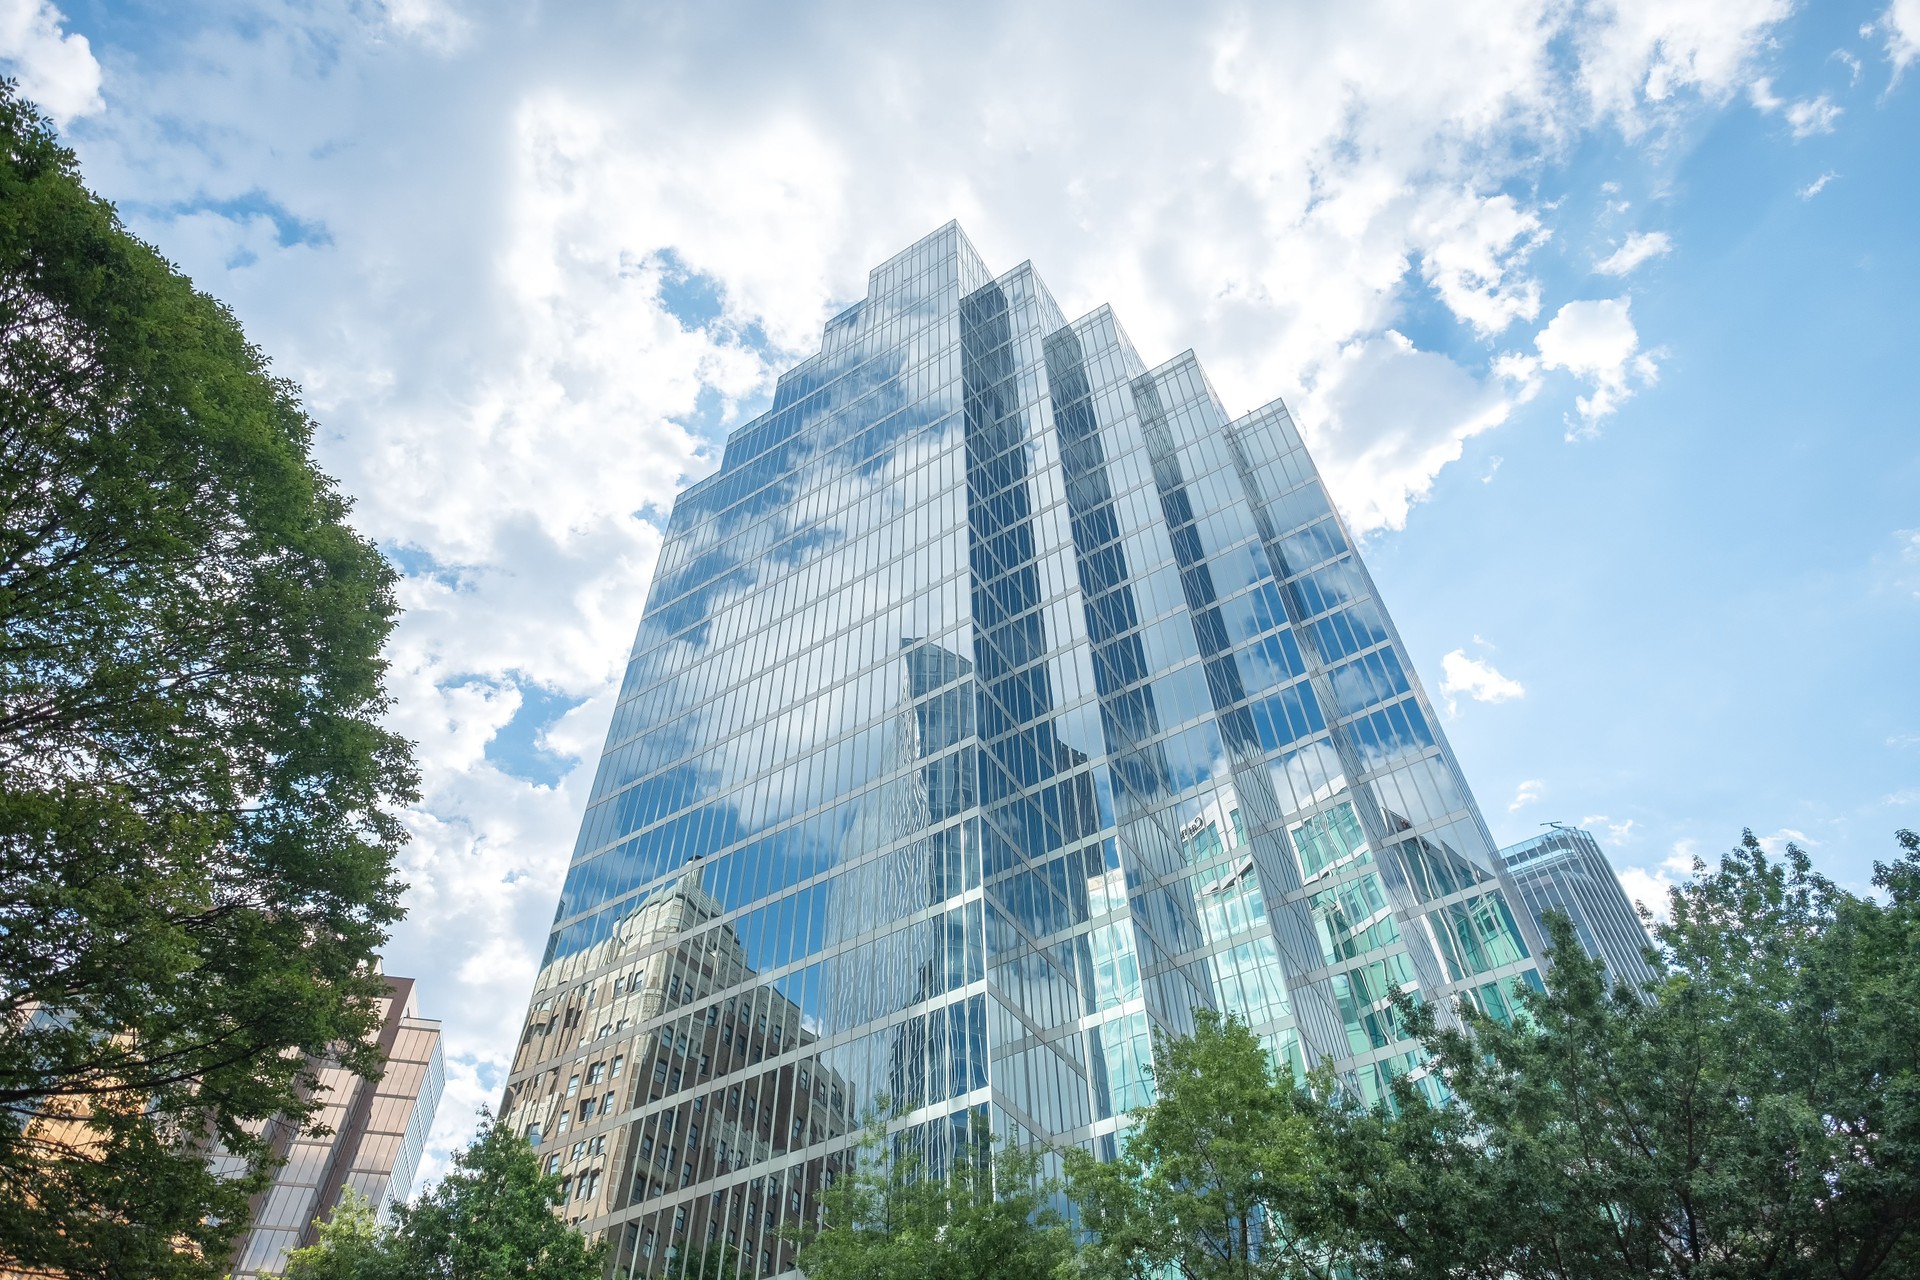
[751,225,1097,425]
[1057,303,1150,381]
[863,219,991,296]
[1145,347,1230,420]
[1227,394,1307,454]
[760,221,990,410]
[706,226,1283,492]
[986,257,1069,335]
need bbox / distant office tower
[501,224,1545,1277]
[1498,826,1660,993]
[225,973,444,1278]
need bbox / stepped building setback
[500,224,1548,1277]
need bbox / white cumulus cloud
[1509,779,1547,811]
[1410,190,1548,336]
[1440,649,1526,714]
[1617,839,1699,920]
[1756,827,1817,854]
[1785,94,1844,136]
[384,0,471,52]
[0,0,101,124]
[1300,331,1513,533]
[1882,0,1920,80]
[1800,171,1839,198]
[1594,230,1673,275]
[1581,813,1640,847]
[1750,76,1845,136]
[1577,0,1792,129]
[1501,296,1658,435]
[1884,528,1920,599]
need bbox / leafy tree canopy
[793,1115,1074,1280]
[1063,1009,1330,1280]
[1065,829,1920,1280]
[1326,828,1920,1280]
[0,81,414,1277]
[283,1116,607,1280]
[676,1240,745,1280]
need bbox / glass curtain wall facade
[226,974,444,1278]
[1498,825,1660,993]
[500,224,1544,1278]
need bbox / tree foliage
[280,1188,387,1280]
[1331,828,1920,1280]
[0,81,415,1276]
[282,1117,607,1280]
[1065,829,1920,1280]
[1063,1011,1329,1280]
[792,1116,1075,1280]
[676,1241,745,1280]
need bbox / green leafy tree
[0,82,414,1277]
[281,1188,387,1280]
[283,1115,607,1280]
[1063,1011,1336,1280]
[1083,830,1920,1280]
[1321,828,1920,1280]
[393,1118,609,1279]
[793,1115,1074,1280]
[675,1240,743,1280]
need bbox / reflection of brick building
[500,865,855,1273]
[223,974,443,1277]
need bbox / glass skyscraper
[500,224,1544,1277]
[1498,825,1660,994]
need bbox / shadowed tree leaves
[0,81,415,1277]
[676,1241,745,1280]
[281,1188,387,1280]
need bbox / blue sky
[1378,11,1920,894]
[4,0,1916,1178]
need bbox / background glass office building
[500,224,1545,1277]
[225,973,444,1278]
[1498,825,1660,994]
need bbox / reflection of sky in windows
[504,225,1551,1265]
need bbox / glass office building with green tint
[1499,825,1659,994]
[499,224,1544,1277]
